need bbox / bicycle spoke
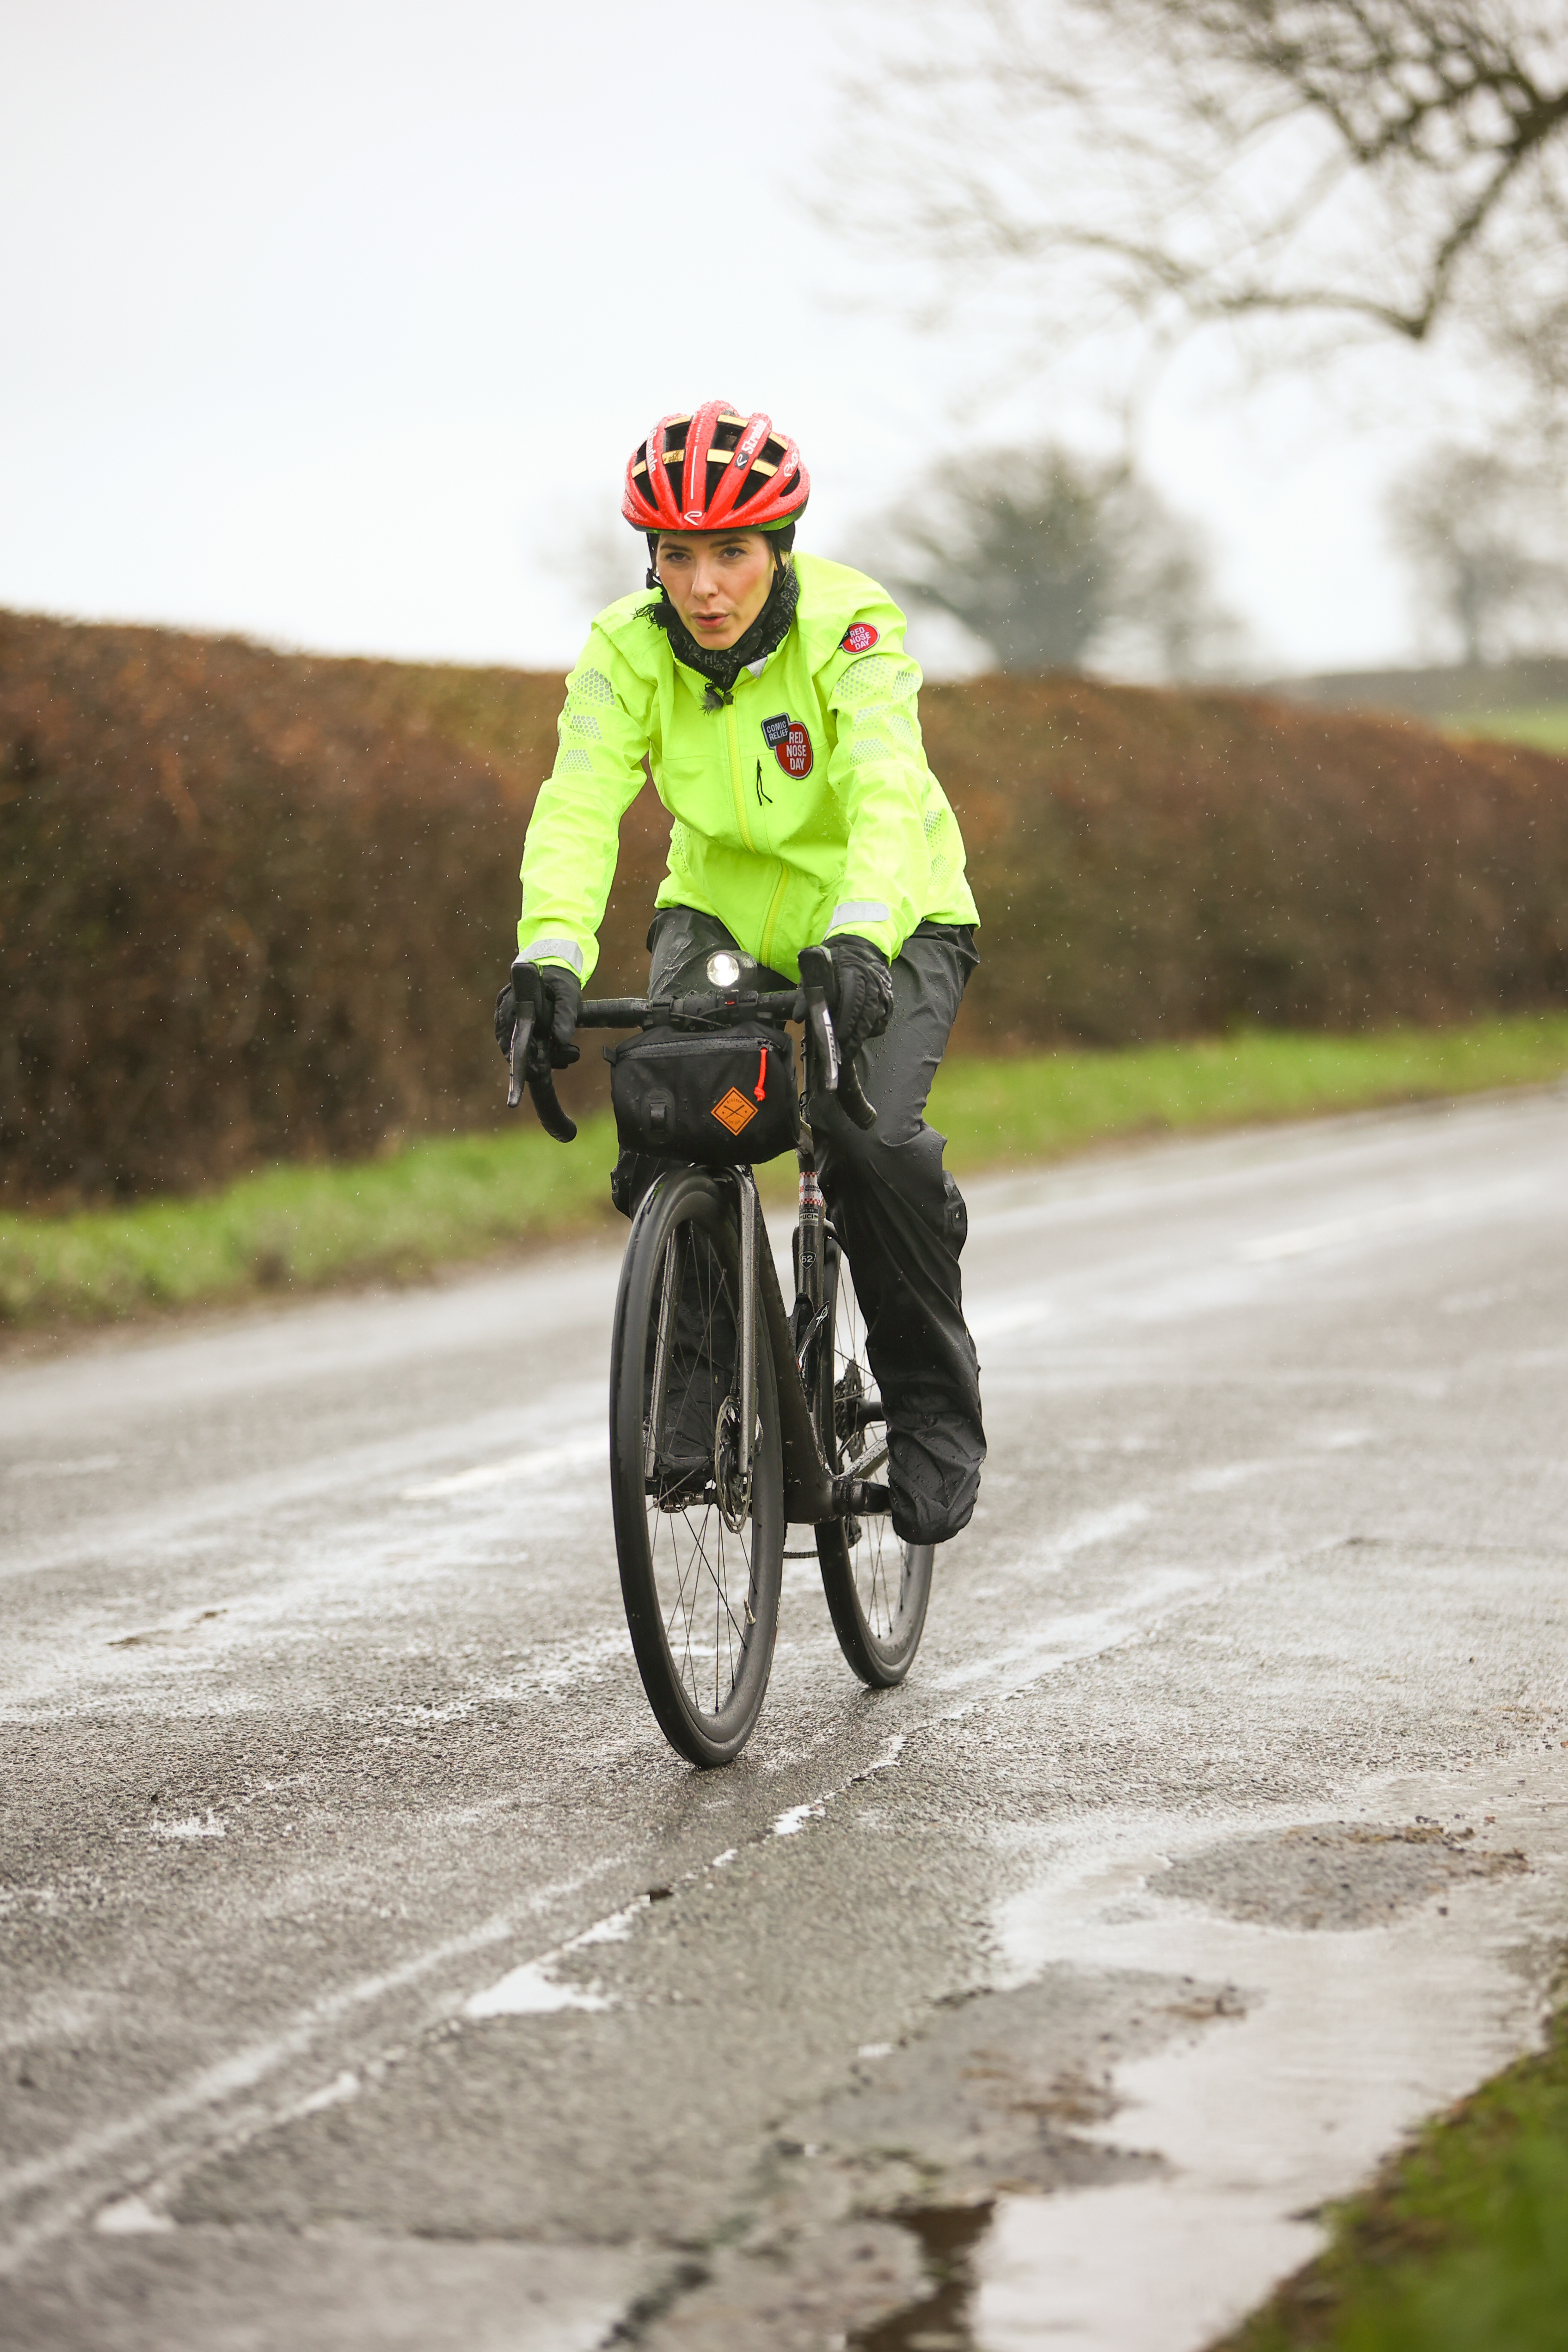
[814,1236,933,1684]
[639,1225,758,1718]
[612,1170,783,1763]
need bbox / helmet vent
[622,403,809,535]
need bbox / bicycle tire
[609,1167,784,1767]
[812,1236,934,1687]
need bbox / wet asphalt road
[3,1089,1567,2351]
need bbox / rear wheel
[813,1236,934,1687]
[609,1168,784,1766]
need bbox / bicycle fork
[736,1173,758,1510]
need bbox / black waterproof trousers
[611,906,986,1546]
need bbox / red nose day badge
[840,622,879,653]
[762,712,814,777]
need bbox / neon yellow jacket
[517,552,978,984]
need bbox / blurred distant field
[1274,655,1568,756]
[5,609,1568,1211]
[1445,707,1568,755]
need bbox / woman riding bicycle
[496,401,985,1548]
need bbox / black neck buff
[643,540,800,709]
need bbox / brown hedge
[3,609,1566,1206]
[0,614,664,1205]
[930,682,1568,1052]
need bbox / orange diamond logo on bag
[712,1087,758,1137]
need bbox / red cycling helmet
[623,400,810,535]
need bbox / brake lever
[797,945,877,1130]
[506,1007,534,1109]
[809,998,839,1093]
[505,961,579,1142]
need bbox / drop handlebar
[504,955,877,1139]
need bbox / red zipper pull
[754,1044,768,1102]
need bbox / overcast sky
[2,0,1464,677]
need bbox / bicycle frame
[510,952,886,1528]
[705,1161,836,1525]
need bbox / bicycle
[505,945,935,1765]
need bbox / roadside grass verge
[1213,1994,1568,2351]
[4,1014,1567,1330]
[1443,704,1568,755]
[0,1121,622,1329]
[928,1014,1568,1179]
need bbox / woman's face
[655,530,777,650]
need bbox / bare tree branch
[824,1,1568,393]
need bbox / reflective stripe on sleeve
[828,900,892,931]
[518,936,585,973]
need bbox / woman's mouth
[693,614,727,632]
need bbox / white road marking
[1239,1176,1539,1262]
[463,1895,655,2018]
[1185,1462,1271,1494]
[402,1435,606,1500]
[0,1861,623,2275]
[294,2069,360,2117]
[7,1455,121,1480]
[92,2195,171,2236]
[772,1801,826,1838]
[465,1963,612,2018]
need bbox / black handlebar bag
[607,1026,799,1165]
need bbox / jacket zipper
[723,704,756,853]
[726,698,789,969]
[758,862,790,970]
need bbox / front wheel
[813,1237,934,1687]
[609,1168,784,1767]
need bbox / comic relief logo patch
[840,621,879,653]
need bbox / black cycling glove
[493,962,582,1068]
[825,934,893,1060]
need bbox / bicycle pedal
[832,1474,891,1517]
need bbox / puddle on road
[850,2203,992,2352]
[837,1773,1561,2352]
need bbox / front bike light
[705,949,750,989]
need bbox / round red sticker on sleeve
[840,622,879,653]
